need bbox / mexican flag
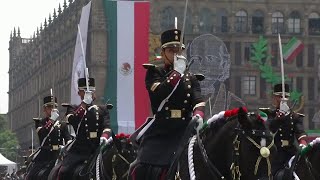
[103,0,150,134]
[282,37,304,63]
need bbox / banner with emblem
[70,1,91,105]
[103,0,150,133]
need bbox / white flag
[70,1,91,105]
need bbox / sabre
[180,0,189,49]
[78,24,90,92]
[278,34,286,100]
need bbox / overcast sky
[0,0,65,113]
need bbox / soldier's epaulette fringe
[142,63,157,70]
[61,103,72,108]
[106,104,113,110]
[295,112,305,117]
[194,74,205,81]
[259,107,272,115]
[32,117,41,121]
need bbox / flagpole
[278,34,285,99]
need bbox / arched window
[272,11,284,34]
[235,10,248,33]
[217,9,228,32]
[160,7,175,31]
[288,11,301,34]
[199,8,214,33]
[252,10,264,34]
[308,12,320,35]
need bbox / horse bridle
[194,120,275,180]
[111,148,132,180]
[232,127,274,180]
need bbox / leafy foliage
[0,115,19,161]
[249,36,301,102]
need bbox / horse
[174,107,277,180]
[283,139,320,180]
[307,142,320,179]
[48,133,136,180]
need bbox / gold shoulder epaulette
[194,74,205,81]
[259,107,272,114]
[296,112,305,117]
[32,117,41,121]
[106,104,114,110]
[61,103,71,107]
[142,63,157,70]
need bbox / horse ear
[238,107,251,129]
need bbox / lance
[78,24,90,92]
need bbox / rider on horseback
[261,83,308,177]
[24,96,72,180]
[49,77,112,179]
[128,28,205,180]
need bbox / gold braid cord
[246,136,274,178]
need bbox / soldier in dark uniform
[50,77,112,180]
[128,29,205,180]
[261,84,307,176]
[24,96,72,180]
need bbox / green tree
[0,115,19,161]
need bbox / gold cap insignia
[175,35,178,40]
[174,31,178,34]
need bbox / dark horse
[307,142,320,179]
[48,133,136,180]
[174,107,277,180]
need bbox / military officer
[24,96,72,180]
[261,83,307,176]
[50,77,112,180]
[128,28,205,180]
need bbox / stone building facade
[8,0,108,149]
[150,0,320,129]
[8,0,320,149]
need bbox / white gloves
[193,114,203,132]
[50,109,59,121]
[174,54,187,75]
[100,137,108,145]
[279,98,290,115]
[83,91,93,105]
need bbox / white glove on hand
[279,99,290,115]
[174,54,187,75]
[50,109,59,121]
[299,144,306,149]
[83,91,93,105]
[100,137,108,145]
[193,114,203,132]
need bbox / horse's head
[102,133,137,180]
[234,107,276,180]
[203,107,276,180]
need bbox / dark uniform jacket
[66,104,111,155]
[137,65,205,166]
[35,117,71,162]
[265,108,307,173]
[267,109,306,153]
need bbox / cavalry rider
[50,77,112,179]
[24,95,72,180]
[128,28,205,180]
[260,83,308,176]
